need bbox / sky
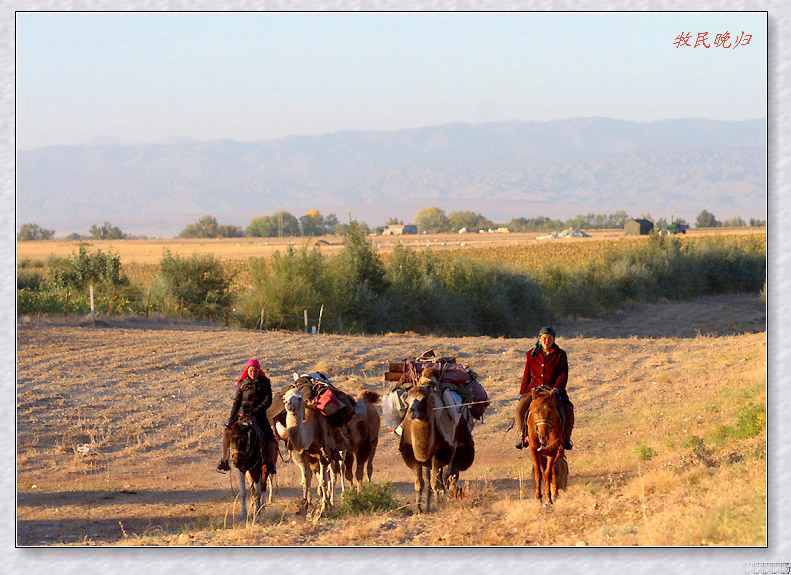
[15,11,767,149]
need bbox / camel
[339,390,381,491]
[283,387,340,514]
[398,374,463,513]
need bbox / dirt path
[16,294,766,546]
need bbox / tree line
[16,226,766,337]
[17,208,766,241]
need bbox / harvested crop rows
[16,294,766,546]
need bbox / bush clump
[150,250,233,320]
[338,482,400,515]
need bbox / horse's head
[229,415,257,471]
[529,388,562,450]
[406,385,432,421]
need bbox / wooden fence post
[317,304,324,334]
[107,285,117,318]
[225,307,229,327]
[338,316,344,335]
[179,297,184,318]
[89,284,95,325]
[304,310,309,333]
[145,292,151,318]
[65,290,70,317]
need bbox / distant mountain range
[16,117,766,237]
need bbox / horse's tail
[358,390,380,404]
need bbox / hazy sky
[16,11,767,149]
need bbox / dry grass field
[15,227,760,265]
[16,293,766,547]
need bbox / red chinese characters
[675,31,752,48]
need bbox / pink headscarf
[236,358,264,386]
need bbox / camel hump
[358,390,380,404]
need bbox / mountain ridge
[16,117,766,236]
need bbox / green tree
[299,210,326,236]
[749,218,766,227]
[721,216,747,227]
[415,206,450,233]
[448,210,494,232]
[89,221,127,240]
[50,245,127,289]
[17,223,55,241]
[152,249,233,318]
[696,210,719,228]
[329,221,388,331]
[507,217,563,232]
[323,213,339,235]
[178,215,243,238]
[246,211,300,237]
[385,217,403,225]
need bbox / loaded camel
[282,386,341,515]
[398,368,474,512]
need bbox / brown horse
[227,415,272,521]
[342,390,381,490]
[526,386,566,504]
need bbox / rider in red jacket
[515,327,574,450]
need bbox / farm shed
[624,219,654,235]
[382,224,418,235]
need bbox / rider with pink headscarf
[217,359,277,473]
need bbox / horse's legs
[550,457,559,500]
[543,456,554,504]
[531,451,543,501]
[235,468,248,521]
[267,473,276,504]
[252,469,263,520]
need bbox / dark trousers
[515,392,574,444]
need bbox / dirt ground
[15,293,767,547]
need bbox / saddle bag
[315,387,345,416]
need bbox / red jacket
[519,343,568,395]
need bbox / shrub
[17,269,44,291]
[634,442,656,461]
[338,482,400,515]
[49,245,127,290]
[710,403,766,444]
[151,250,233,319]
[239,244,328,330]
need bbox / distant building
[382,224,418,235]
[624,219,654,235]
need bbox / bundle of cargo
[382,350,489,435]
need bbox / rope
[432,399,491,410]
